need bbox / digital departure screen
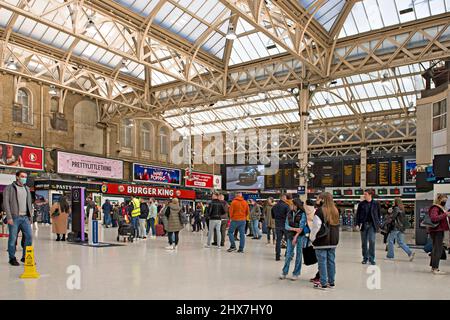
[390,159,402,185]
[378,161,390,186]
[367,160,377,186]
[343,162,354,187]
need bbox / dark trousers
[246,220,252,236]
[275,228,287,259]
[193,219,202,232]
[213,220,227,246]
[168,231,179,246]
[430,231,444,269]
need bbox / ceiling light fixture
[226,25,237,40]
[6,58,18,70]
[119,59,128,72]
[48,85,58,96]
[85,16,96,35]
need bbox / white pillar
[360,146,367,190]
[298,85,310,202]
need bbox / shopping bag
[302,238,317,266]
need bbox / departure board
[274,170,282,188]
[355,164,361,185]
[390,159,402,185]
[343,162,354,187]
[283,168,294,189]
[367,161,377,186]
[265,174,274,189]
[378,161,390,186]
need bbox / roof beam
[329,0,358,39]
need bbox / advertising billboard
[185,172,214,189]
[0,141,44,171]
[101,183,196,200]
[226,165,265,190]
[213,175,222,190]
[404,159,417,184]
[133,163,181,185]
[57,151,123,180]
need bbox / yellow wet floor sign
[20,246,40,279]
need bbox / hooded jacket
[428,205,449,233]
[229,196,250,221]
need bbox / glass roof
[165,62,429,135]
[299,0,346,31]
[339,0,450,38]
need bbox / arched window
[141,122,152,151]
[50,97,59,113]
[159,126,169,155]
[15,88,32,124]
[122,119,133,148]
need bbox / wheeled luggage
[155,223,164,237]
[117,223,134,242]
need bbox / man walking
[3,171,33,266]
[356,189,381,265]
[102,199,113,228]
[147,198,158,238]
[272,194,290,261]
[212,194,229,247]
[139,199,149,239]
[227,192,250,253]
[130,196,141,239]
[205,193,226,249]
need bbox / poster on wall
[0,141,44,171]
[133,163,181,185]
[404,159,417,184]
[213,175,222,190]
[57,151,123,180]
[185,172,214,189]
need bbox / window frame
[432,99,447,132]
[16,88,33,125]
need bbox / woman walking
[386,198,415,261]
[164,198,184,250]
[280,198,308,281]
[313,192,340,290]
[50,196,70,241]
[428,194,450,275]
[264,198,276,245]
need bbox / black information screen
[390,159,402,185]
[433,154,450,178]
[343,162,354,187]
[378,161,390,186]
[265,174,274,189]
[367,160,377,186]
[355,164,361,186]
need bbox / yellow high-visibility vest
[131,198,141,217]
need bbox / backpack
[420,205,441,228]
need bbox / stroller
[117,214,134,243]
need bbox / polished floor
[1,224,449,300]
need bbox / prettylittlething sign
[57,151,123,179]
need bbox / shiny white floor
[1,225,450,300]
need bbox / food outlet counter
[34,179,103,206]
[100,183,196,204]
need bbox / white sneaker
[433,269,447,275]
[204,244,211,248]
[291,275,299,281]
[165,245,174,250]
[217,246,221,250]
[409,252,415,262]
[279,274,287,280]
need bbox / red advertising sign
[185,172,214,189]
[0,142,44,171]
[101,183,196,200]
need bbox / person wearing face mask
[3,171,33,266]
[355,189,381,265]
[428,194,450,275]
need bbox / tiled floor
[1,225,449,300]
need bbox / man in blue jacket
[271,194,291,261]
[356,189,381,265]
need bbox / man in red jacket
[227,193,250,253]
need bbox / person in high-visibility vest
[131,196,141,239]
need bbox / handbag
[302,239,317,266]
[51,208,60,218]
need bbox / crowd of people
[2,170,450,290]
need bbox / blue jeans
[42,210,50,224]
[104,212,111,226]
[228,220,246,250]
[131,216,140,238]
[360,223,376,263]
[282,236,304,276]
[315,248,336,286]
[8,216,32,260]
[387,230,412,258]
[252,219,261,237]
[147,217,155,235]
